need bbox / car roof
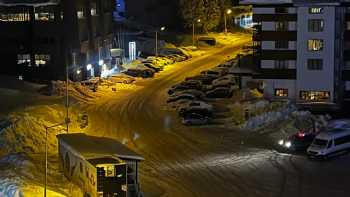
[316,128,350,140]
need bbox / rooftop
[57,133,144,161]
[0,0,60,7]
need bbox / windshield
[313,139,328,147]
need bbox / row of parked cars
[123,54,191,78]
[167,60,240,126]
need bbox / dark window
[275,21,288,31]
[275,40,289,49]
[275,60,288,69]
[327,140,333,148]
[275,7,288,14]
[307,59,323,70]
[309,7,323,14]
[275,88,288,97]
[79,162,83,173]
[334,135,350,146]
[308,19,324,32]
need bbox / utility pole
[155,31,158,57]
[65,61,69,133]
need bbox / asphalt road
[84,38,350,197]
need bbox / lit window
[91,9,97,16]
[309,7,323,14]
[77,11,84,19]
[308,39,323,51]
[35,54,50,66]
[300,91,330,101]
[34,7,54,21]
[0,13,30,22]
[17,54,31,65]
[307,59,323,70]
[275,89,288,97]
[308,19,324,32]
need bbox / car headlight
[285,141,292,148]
[278,139,284,146]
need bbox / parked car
[81,80,99,92]
[123,67,155,78]
[212,74,237,86]
[143,63,163,72]
[278,130,317,152]
[180,80,202,90]
[178,101,213,116]
[168,99,193,109]
[168,83,202,95]
[172,89,205,99]
[205,84,238,92]
[205,87,233,98]
[200,70,223,78]
[108,74,135,84]
[182,113,210,126]
[185,75,218,85]
[167,93,196,103]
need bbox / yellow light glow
[227,9,232,15]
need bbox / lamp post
[192,19,201,47]
[44,119,70,197]
[155,26,166,57]
[224,9,232,34]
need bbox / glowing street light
[192,19,201,47]
[86,64,92,71]
[156,26,166,57]
[224,9,233,34]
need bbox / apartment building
[242,0,350,109]
[0,0,115,81]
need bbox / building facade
[242,0,350,109]
[0,0,115,81]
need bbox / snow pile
[242,103,297,130]
[0,105,85,156]
[39,81,96,102]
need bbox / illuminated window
[308,19,324,32]
[34,7,54,21]
[0,13,30,21]
[308,39,323,51]
[35,54,50,66]
[77,10,84,19]
[307,59,323,70]
[300,91,330,101]
[309,7,323,14]
[275,89,288,97]
[17,54,31,65]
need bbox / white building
[241,0,350,110]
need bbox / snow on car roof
[0,0,60,6]
[57,133,144,161]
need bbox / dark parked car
[143,63,163,72]
[278,131,317,152]
[205,87,233,98]
[167,94,196,103]
[182,113,210,126]
[124,68,155,78]
[185,75,217,85]
[179,108,213,118]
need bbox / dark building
[0,0,115,81]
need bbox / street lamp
[44,119,70,197]
[155,26,166,57]
[224,9,232,34]
[192,19,201,47]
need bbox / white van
[307,128,350,159]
